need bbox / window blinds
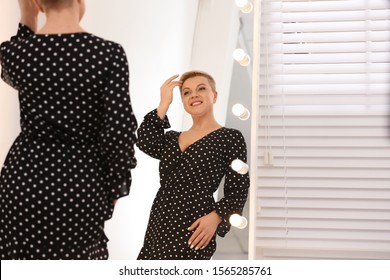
[252,0,390,259]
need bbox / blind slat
[257,208,390,220]
[265,42,390,54]
[268,31,390,43]
[268,10,390,23]
[257,178,390,189]
[263,73,390,85]
[259,84,390,95]
[262,63,390,74]
[264,53,390,64]
[258,219,390,231]
[268,0,390,12]
[259,96,388,106]
[269,20,390,33]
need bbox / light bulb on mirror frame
[235,0,253,14]
[232,103,250,120]
[233,48,251,66]
[231,159,249,175]
[229,214,248,229]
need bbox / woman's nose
[191,91,199,98]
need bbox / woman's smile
[190,100,203,107]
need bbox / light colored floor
[213,227,248,259]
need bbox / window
[251,0,390,259]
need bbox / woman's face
[181,76,217,117]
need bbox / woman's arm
[136,109,171,160]
[18,0,40,33]
[137,75,181,159]
[1,1,38,89]
[99,43,138,203]
[214,129,250,237]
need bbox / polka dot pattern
[0,24,137,259]
[136,109,249,260]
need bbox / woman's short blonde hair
[179,70,216,93]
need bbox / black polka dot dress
[0,24,137,259]
[136,109,249,260]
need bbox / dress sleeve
[136,109,171,160]
[99,43,138,201]
[214,129,250,237]
[0,23,34,88]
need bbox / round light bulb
[235,0,248,8]
[235,0,253,14]
[231,159,249,175]
[232,103,250,120]
[229,214,248,229]
[241,2,253,14]
[233,48,251,66]
[233,48,246,61]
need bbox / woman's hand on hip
[187,211,222,250]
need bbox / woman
[137,71,249,260]
[0,0,137,259]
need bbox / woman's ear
[31,0,44,13]
[213,91,218,103]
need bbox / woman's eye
[183,91,189,95]
[199,87,206,91]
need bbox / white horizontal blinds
[255,0,390,259]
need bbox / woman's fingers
[189,229,212,250]
[161,75,182,92]
[164,74,180,85]
[157,74,182,119]
[161,74,179,90]
[188,212,221,250]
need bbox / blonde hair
[179,70,216,93]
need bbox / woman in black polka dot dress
[0,0,137,259]
[137,71,249,259]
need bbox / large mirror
[214,5,253,259]
[0,0,253,260]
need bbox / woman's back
[0,23,137,259]
[2,26,127,141]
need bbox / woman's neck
[37,10,84,34]
[190,115,221,132]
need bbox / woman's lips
[191,101,203,107]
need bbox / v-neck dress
[136,109,249,260]
[0,24,137,259]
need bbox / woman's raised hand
[156,74,182,120]
[18,0,40,32]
